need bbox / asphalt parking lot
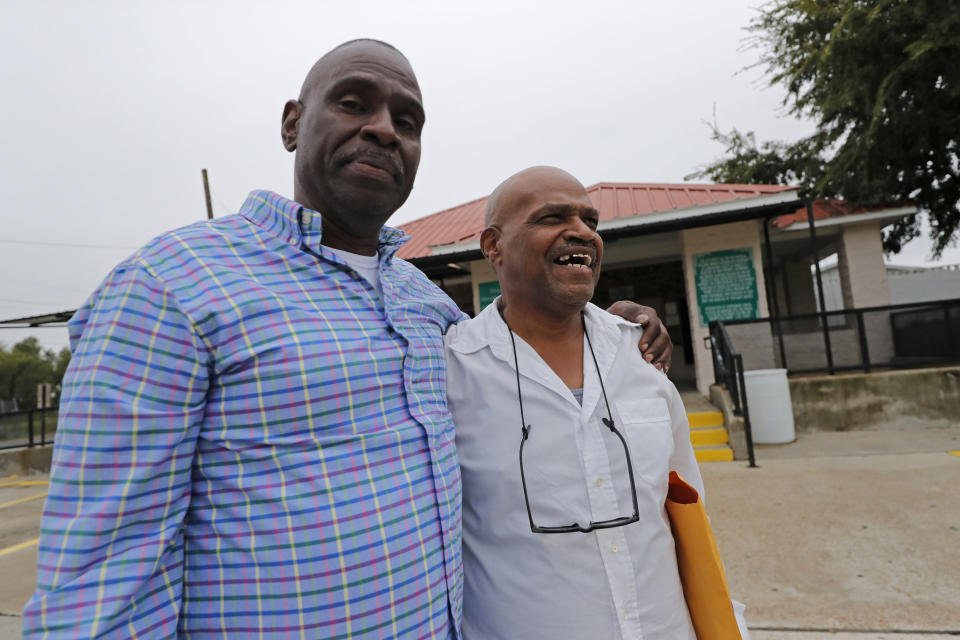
[2,426,959,639]
[0,473,45,638]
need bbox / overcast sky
[2,0,957,351]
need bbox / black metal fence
[0,406,58,450]
[707,297,960,466]
[718,297,960,375]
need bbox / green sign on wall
[694,248,758,327]
[477,280,501,311]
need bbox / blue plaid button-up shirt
[23,191,466,639]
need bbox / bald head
[479,166,602,317]
[299,39,416,102]
[485,166,589,228]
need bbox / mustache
[339,147,403,180]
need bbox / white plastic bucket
[742,368,796,444]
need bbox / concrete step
[687,411,724,428]
[693,445,735,462]
[687,410,734,462]
[690,426,729,446]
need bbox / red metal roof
[769,198,908,228]
[396,182,797,260]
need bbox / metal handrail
[709,320,757,468]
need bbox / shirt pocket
[615,398,674,488]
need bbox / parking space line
[0,474,20,482]
[0,493,47,510]
[0,538,39,558]
[0,480,48,488]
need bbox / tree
[0,337,71,411]
[690,0,960,256]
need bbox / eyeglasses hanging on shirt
[500,306,641,534]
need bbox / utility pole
[202,168,214,220]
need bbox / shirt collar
[447,298,639,417]
[445,296,505,357]
[238,190,409,260]
[447,297,638,359]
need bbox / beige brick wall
[838,222,891,308]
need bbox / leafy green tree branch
[689,0,960,257]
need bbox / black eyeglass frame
[504,308,641,534]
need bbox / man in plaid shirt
[23,39,671,638]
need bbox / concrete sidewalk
[2,427,959,639]
[702,426,960,639]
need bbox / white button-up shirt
[445,300,748,639]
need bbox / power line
[0,239,136,250]
[0,281,86,294]
[0,298,69,306]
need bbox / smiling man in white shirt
[444,166,748,639]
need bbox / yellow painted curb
[0,492,47,511]
[0,537,39,557]
[949,450,960,457]
[695,447,735,463]
[687,411,724,429]
[690,427,729,446]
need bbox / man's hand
[606,301,673,374]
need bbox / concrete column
[837,222,890,308]
[835,222,894,365]
[681,220,772,395]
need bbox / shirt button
[611,544,619,553]
[595,477,604,487]
[302,211,312,222]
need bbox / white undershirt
[323,245,382,301]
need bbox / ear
[480,226,502,267]
[281,99,302,152]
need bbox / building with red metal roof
[397,180,917,395]
[397,182,798,261]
